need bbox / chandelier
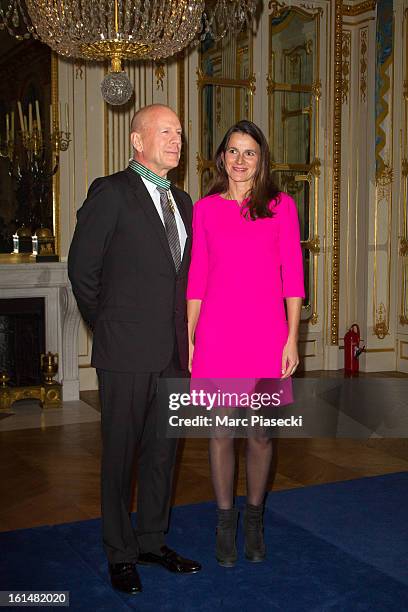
[0,1,257,105]
[200,0,257,41]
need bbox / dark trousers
[97,351,184,564]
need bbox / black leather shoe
[137,546,201,574]
[109,562,142,594]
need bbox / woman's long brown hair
[207,120,281,220]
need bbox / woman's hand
[281,337,299,379]
[187,299,202,374]
[188,340,194,373]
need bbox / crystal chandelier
[0,0,35,40]
[0,0,257,105]
[199,0,257,43]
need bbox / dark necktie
[157,187,182,272]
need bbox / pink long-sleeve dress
[187,192,305,378]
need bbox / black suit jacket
[68,167,193,372]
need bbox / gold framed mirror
[197,29,255,197]
[0,32,60,258]
[268,7,321,322]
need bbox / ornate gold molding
[269,0,288,17]
[295,158,321,182]
[373,163,392,339]
[51,52,60,256]
[376,160,393,200]
[299,4,324,16]
[400,13,408,326]
[270,1,322,20]
[310,312,318,325]
[0,383,62,411]
[343,0,376,16]
[342,31,351,104]
[360,28,368,103]
[400,237,408,257]
[331,0,343,345]
[196,153,216,174]
[311,80,322,100]
[74,60,84,80]
[376,161,393,186]
[373,303,389,339]
[196,66,204,89]
[303,235,320,254]
[154,61,165,91]
[197,67,256,92]
[267,77,315,95]
[177,53,186,190]
[248,74,257,95]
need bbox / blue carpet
[1,473,408,611]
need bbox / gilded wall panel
[360,28,368,103]
[399,9,408,328]
[371,0,394,341]
[339,27,355,337]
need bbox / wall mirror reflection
[269,7,320,317]
[0,30,63,258]
[274,170,311,309]
[198,29,253,195]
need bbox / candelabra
[0,102,70,258]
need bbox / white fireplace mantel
[0,260,81,401]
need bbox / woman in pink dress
[187,120,304,567]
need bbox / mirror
[269,8,320,315]
[0,31,57,255]
[201,84,251,162]
[201,29,251,80]
[198,29,253,195]
[271,91,312,165]
[274,170,312,308]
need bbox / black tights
[209,437,273,509]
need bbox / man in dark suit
[68,104,201,594]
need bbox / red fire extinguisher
[344,324,365,376]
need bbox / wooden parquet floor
[1,377,408,532]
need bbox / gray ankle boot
[216,508,239,567]
[244,503,266,562]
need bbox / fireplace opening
[0,298,46,386]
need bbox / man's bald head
[130,104,174,135]
[130,104,182,177]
